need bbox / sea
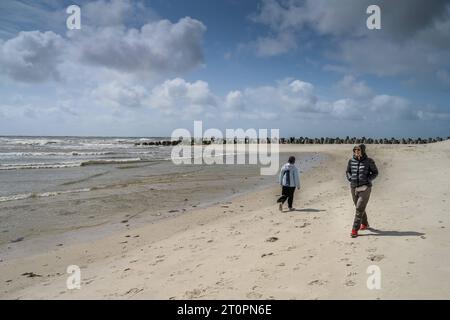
[0,136,173,202]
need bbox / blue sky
[0,0,449,137]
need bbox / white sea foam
[79,158,143,166]
[0,158,144,170]
[0,188,92,203]
[0,162,82,170]
[0,151,117,157]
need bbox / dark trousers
[351,186,371,230]
[277,186,296,208]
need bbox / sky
[0,0,449,138]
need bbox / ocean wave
[0,138,62,146]
[0,188,91,203]
[0,158,144,170]
[0,151,117,157]
[80,158,143,166]
[0,162,81,170]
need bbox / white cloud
[0,31,65,82]
[249,0,450,77]
[368,95,416,120]
[335,75,374,98]
[223,79,323,119]
[0,0,206,84]
[330,99,361,120]
[92,81,148,109]
[73,17,206,78]
[221,77,447,122]
[417,110,450,121]
[254,32,297,57]
[225,90,245,110]
[147,78,217,116]
[83,0,149,27]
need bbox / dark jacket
[346,145,378,188]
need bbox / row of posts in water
[135,136,449,146]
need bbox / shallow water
[0,136,325,254]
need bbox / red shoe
[351,229,358,238]
[360,224,368,231]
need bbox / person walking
[346,144,379,238]
[277,156,300,211]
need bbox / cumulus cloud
[0,1,206,83]
[252,0,449,39]
[74,17,206,77]
[91,77,218,116]
[221,77,449,122]
[223,78,321,119]
[225,90,245,110]
[369,95,417,120]
[335,75,374,98]
[82,0,155,27]
[254,32,297,57]
[92,81,148,109]
[329,99,361,120]
[327,95,417,121]
[83,0,133,26]
[147,78,217,116]
[250,0,450,77]
[417,110,450,121]
[0,31,65,82]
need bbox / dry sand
[1,142,449,299]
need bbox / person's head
[353,144,366,159]
[288,156,295,164]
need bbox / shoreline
[1,143,449,299]
[0,151,323,261]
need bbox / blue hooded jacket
[279,162,300,187]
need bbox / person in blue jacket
[277,156,300,211]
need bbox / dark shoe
[278,203,283,211]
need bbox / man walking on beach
[277,156,300,211]
[346,144,378,238]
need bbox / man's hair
[288,156,295,164]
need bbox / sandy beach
[1,142,449,299]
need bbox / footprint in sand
[295,222,310,229]
[266,237,279,242]
[308,279,327,286]
[247,292,263,299]
[261,252,274,258]
[344,279,356,286]
[185,288,206,299]
[226,255,240,261]
[367,254,384,262]
[123,288,144,296]
[21,272,42,278]
[11,237,25,243]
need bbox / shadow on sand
[360,228,425,237]
[285,208,326,213]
